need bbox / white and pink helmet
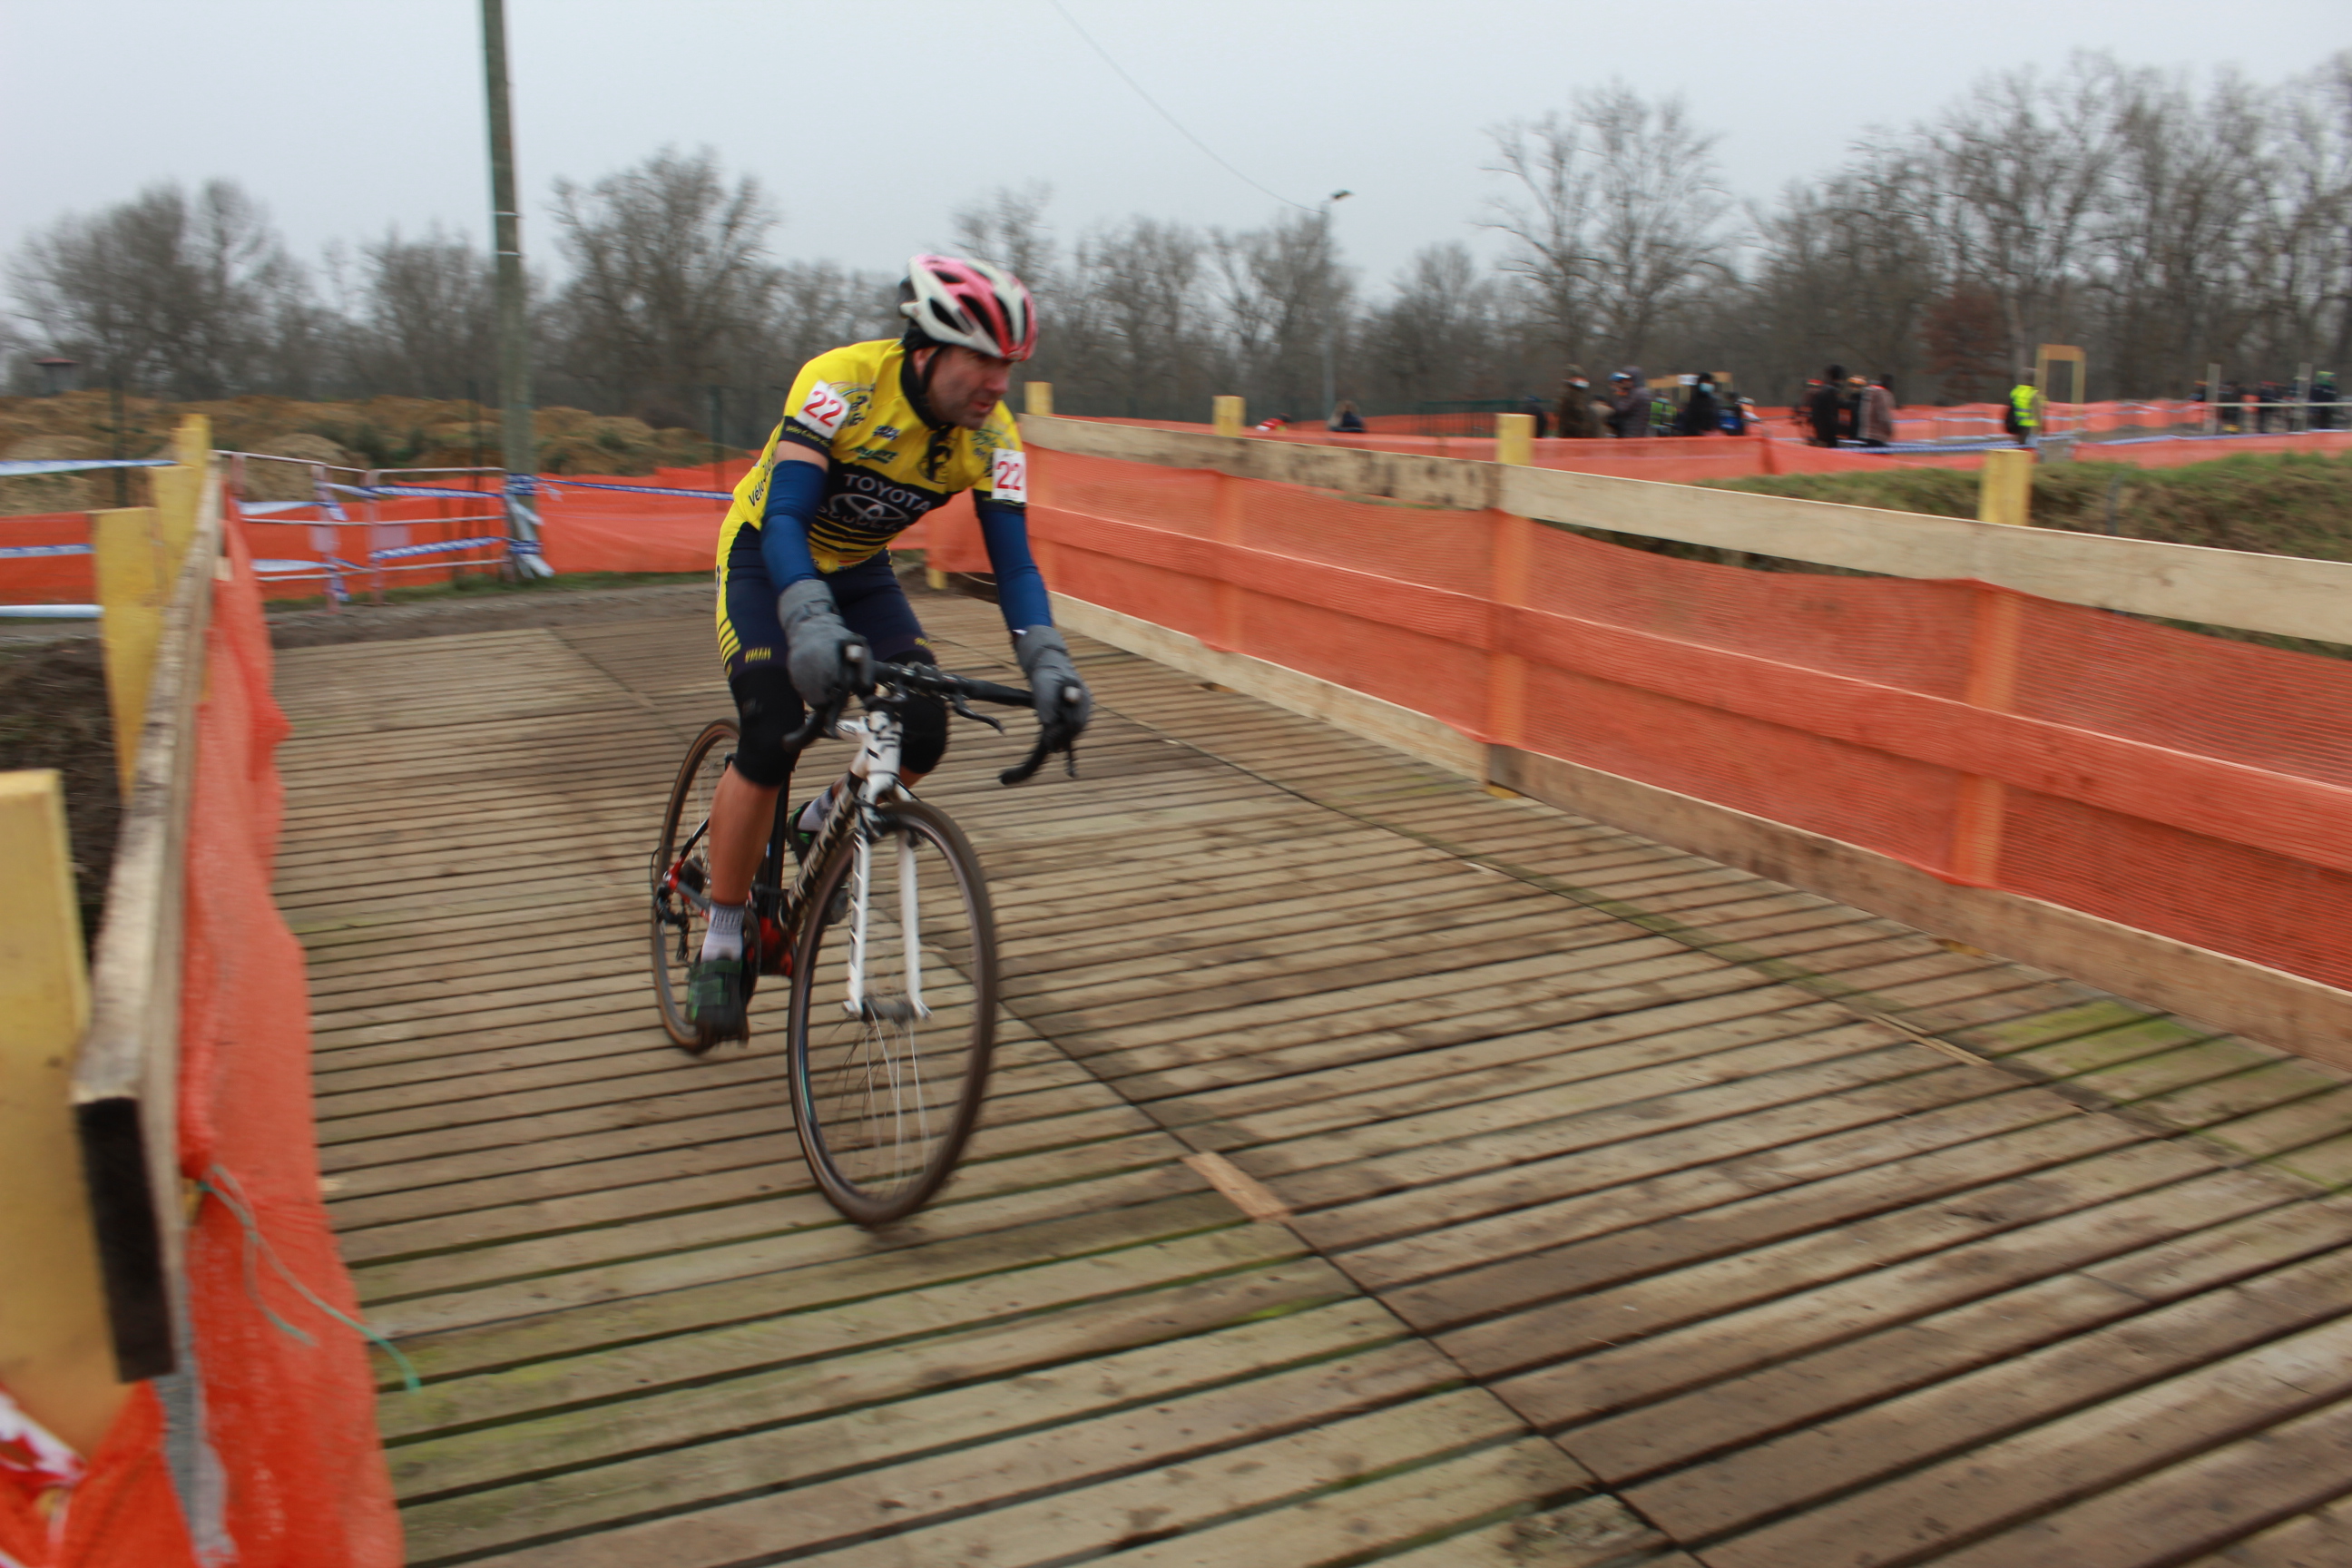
[898,253,1038,362]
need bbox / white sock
[701,902,745,961]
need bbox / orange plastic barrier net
[173,511,403,1564]
[1029,448,2352,994]
[14,510,403,1566]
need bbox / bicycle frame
[664,702,925,1019]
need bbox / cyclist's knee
[901,691,947,774]
[729,662,803,787]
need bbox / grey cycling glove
[1014,625,1092,746]
[779,578,867,708]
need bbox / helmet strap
[899,342,956,481]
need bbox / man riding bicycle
[686,254,1093,1049]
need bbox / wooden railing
[1001,413,2352,1062]
[0,416,217,1455]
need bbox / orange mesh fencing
[174,509,402,1564]
[0,512,97,601]
[1029,447,2352,995]
[29,510,403,1566]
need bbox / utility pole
[1319,190,1351,426]
[481,0,551,575]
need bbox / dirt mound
[0,433,108,513]
[236,432,361,501]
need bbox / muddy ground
[0,634,117,948]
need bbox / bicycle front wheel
[788,796,997,1225]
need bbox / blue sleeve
[757,459,828,587]
[975,497,1052,632]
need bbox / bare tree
[1485,84,1732,371]
[1485,112,1598,359]
[1364,242,1504,405]
[338,225,498,401]
[1208,211,1350,418]
[8,180,309,398]
[548,147,783,425]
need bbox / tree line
[7,50,2348,434]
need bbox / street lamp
[1320,190,1351,426]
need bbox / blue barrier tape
[326,482,504,502]
[368,535,508,564]
[0,457,176,476]
[0,542,93,559]
[508,536,543,556]
[533,477,733,501]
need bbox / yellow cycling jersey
[716,338,1027,574]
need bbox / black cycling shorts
[717,533,937,786]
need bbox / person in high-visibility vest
[2004,377,2042,446]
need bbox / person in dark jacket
[1554,367,1602,439]
[1808,365,1846,446]
[1606,368,1650,438]
[2312,372,2339,430]
[1329,399,1366,433]
[1520,393,1551,438]
[1676,373,1722,436]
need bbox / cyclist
[685,254,1093,1049]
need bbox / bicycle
[649,655,1074,1225]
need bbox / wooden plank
[1698,1307,2352,1568]
[406,1318,1455,1561]
[0,772,125,1455]
[1576,1198,2352,1491]
[73,456,220,1379]
[1493,747,2352,1067]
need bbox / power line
[1046,0,1316,214]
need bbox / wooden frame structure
[1014,414,2352,1063]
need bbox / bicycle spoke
[790,800,995,1224]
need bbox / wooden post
[1485,424,1535,756]
[92,507,170,800]
[1024,382,1054,417]
[1212,396,1244,437]
[1495,411,1534,466]
[1952,451,2033,885]
[0,770,126,1458]
[1978,447,2034,529]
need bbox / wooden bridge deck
[275,586,2352,1568]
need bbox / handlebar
[771,658,1077,786]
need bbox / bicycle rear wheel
[788,796,997,1225]
[651,719,740,1051]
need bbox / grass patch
[1701,448,2352,564]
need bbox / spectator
[1808,365,1846,446]
[1554,367,1602,439]
[1254,413,1291,432]
[1328,399,1366,433]
[1728,395,1756,436]
[1676,372,1722,436]
[1860,375,1896,447]
[1606,368,1649,438]
[1841,376,1867,442]
[2313,371,2339,430]
[2004,374,2041,446]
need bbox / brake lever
[948,690,1004,733]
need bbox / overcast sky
[4,1,2347,300]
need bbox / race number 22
[991,449,1028,505]
[799,382,850,437]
